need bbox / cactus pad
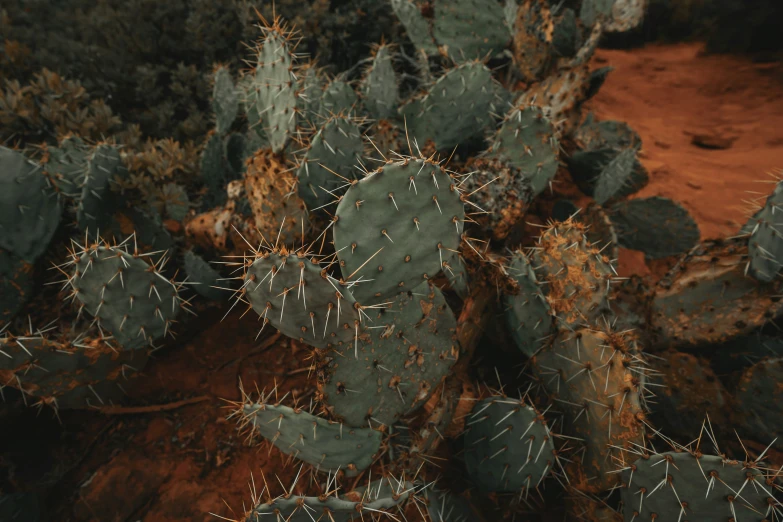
[296,116,364,209]
[621,451,781,522]
[42,136,89,197]
[485,105,559,196]
[212,65,238,136]
[245,478,412,521]
[64,240,184,350]
[244,149,310,243]
[361,45,398,121]
[535,327,646,493]
[243,250,361,349]
[0,146,62,263]
[735,357,783,438]
[0,250,34,325]
[390,0,439,55]
[610,196,700,259]
[248,26,299,153]
[183,251,223,301]
[238,401,381,476]
[433,0,510,60]
[319,282,458,427]
[461,159,534,241]
[504,251,552,358]
[747,180,783,282]
[651,238,783,347]
[463,396,556,493]
[531,220,614,328]
[511,0,555,82]
[400,62,500,151]
[518,65,591,137]
[76,144,124,234]
[333,157,465,302]
[0,329,148,411]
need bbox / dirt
[3,43,783,522]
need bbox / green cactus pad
[66,241,184,350]
[243,250,361,349]
[245,478,412,521]
[592,149,648,205]
[319,79,359,117]
[747,180,783,282]
[433,0,510,60]
[0,330,148,411]
[531,220,614,328]
[77,144,124,234]
[0,146,62,263]
[425,487,478,522]
[299,65,326,121]
[199,132,226,206]
[504,251,552,358]
[651,239,783,347]
[461,159,534,241]
[43,136,89,197]
[361,46,398,121]
[212,65,238,136]
[535,327,646,493]
[485,105,560,196]
[579,0,616,28]
[511,0,555,82]
[463,396,555,493]
[0,250,34,325]
[296,116,364,209]
[736,357,783,438]
[610,196,700,259]
[333,158,465,302]
[239,401,381,476]
[183,251,223,301]
[621,451,780,522]
[319,282,458,427]
[390,0,439,55]
[552,8,580,58]
[400,62,500,151]
[248,28,299,153]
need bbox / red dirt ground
[3,43,782,522]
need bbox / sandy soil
[3,43,782,522]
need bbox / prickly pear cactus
[504,250,552,358]
[318,282,459,428]
[511,0,555,82]
[621,450,781,522]
[77,144,124,234]
[390,0,438,55]
[425,487,478,522]
[746,179,783,282]
[461,158,534,241]
[360,45,398,121]
[211,65,238,136]
[245,478,412,521]
[400,62,502,151]
[183,251,223,301]
[610,196,700,259]
[463,396,556,493]
[237,399,382,476]
[242,248,361,349]
[651,238,783,347]
[534,327,646,493]
[485,104,559,196]
[42,135,89,197]
[433,0,511,60]
[0,328,148,411]
[296,115,364,209]
[530,219,614,328]
[63,238,185,350]
[735,357,783,438]
[0,146,62,263]
[246,21,300,153]
[333,157,465,302]
[244,149,310,243]
[0,250,34,325]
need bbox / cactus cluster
[4,2,783,521]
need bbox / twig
[97,395,210,415]
[217,332,282,371]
